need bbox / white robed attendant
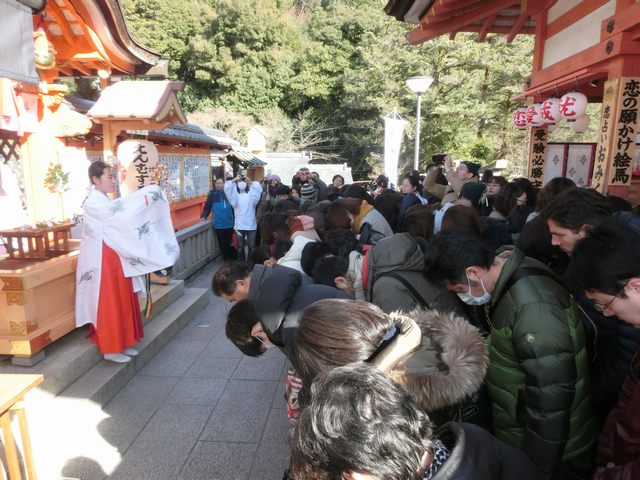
[75,161,179,362]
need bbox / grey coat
[249,264,350,348]
[367,233,463,315]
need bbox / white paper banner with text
[384,117,406,190]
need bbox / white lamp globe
[570,114,590,133]
[541,97,561,124]
[512,107,528,129]
[527,103,545,127]
[406,76,434,94]
[560,91,588,121]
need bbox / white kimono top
[75,185,180,328]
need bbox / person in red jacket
[570,218,640,479]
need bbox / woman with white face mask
[224,172,263,261]
[425,233,596,479]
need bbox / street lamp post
[406,76,433,171]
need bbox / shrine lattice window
[0,130,20,164]
[0,130,27,213]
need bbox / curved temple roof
[37,0,165,77]
[385,0,541,44]
[87,80,187,126]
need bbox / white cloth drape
[75,185,179,328]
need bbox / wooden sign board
[527,126,548,189]
[592,78,620,193]
[608,77,640,188]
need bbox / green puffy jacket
[486,248,596,477]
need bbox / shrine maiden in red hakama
[75,165,179,363]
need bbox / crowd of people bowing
[201,156,640,480]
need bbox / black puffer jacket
[434,422,542,480]
[248,264,350,348]
[567,286,640,422]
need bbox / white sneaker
[123,347,139,357]
[104,353,131,363]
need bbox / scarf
[423,440,451,479]
[353,200,374,232]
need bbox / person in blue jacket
[201,177,236,261]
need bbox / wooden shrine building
[0,0,180,362]
[385,0,640,202]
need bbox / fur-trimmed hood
[387,309,488,413]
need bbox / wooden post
[12,401,37,480]
[102,124,115,163]
[0,411,22,480]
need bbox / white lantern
[559,91,588,121]
[527,103,544,127]
[570,114,590,133]
[116,139,159,196]
[540,97,561,124]
[512,107,528,129]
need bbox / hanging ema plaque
[116,140,159,196]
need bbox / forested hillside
[121,0,543,178]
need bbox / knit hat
[269,174,281,182]
[459,182,486,207]
[460,161,481,177]
[300,183,317,202]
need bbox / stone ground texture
[29,261,291,480]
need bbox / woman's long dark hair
[290,299,394,388]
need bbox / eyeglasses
[593,281,629,313]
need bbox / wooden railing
[172,221,220,279]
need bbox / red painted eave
[511,68,608,102]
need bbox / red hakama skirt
[89,243,143,354]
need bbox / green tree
[121,0,215,110]
[121,0,536,179]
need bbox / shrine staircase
[0,279,208,407]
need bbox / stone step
[143,279,186,324]
[60,287,209,407]
[0,280,186,396]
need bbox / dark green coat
[486,248,595,477]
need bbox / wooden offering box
[0,223,74,259]
[0,242,80,363]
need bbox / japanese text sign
[116,139,159,196]
[608,78,640,187]
[528,126,548,189]
[591,79,619,192]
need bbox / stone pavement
[55,260,291,479]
